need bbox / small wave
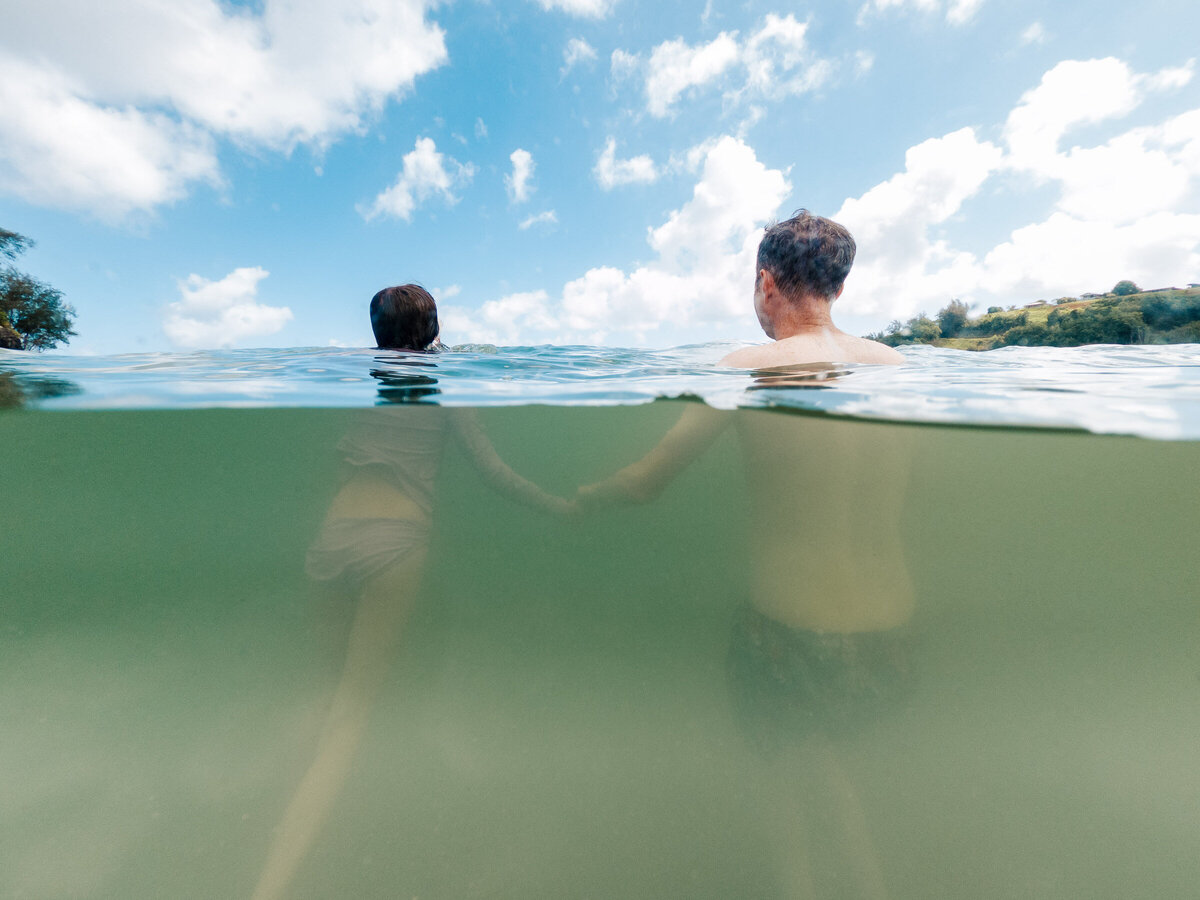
[2,342,1199,440]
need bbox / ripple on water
[2,343,1200,440]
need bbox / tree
[0,228,76,350]
[908,314,941,344]
[935,299,969,337]
[1112,280,1140,296]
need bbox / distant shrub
[1142,293,1200,330]
[908,315,941,343]
[1001,323,1051,346]
[936,299,970,338]
[969,310,1027,336]
[1112,280,1140,296]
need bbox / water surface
[2,345,1198,898]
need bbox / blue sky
[1,0,1198,353]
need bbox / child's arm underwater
[451,409,575,515]
[576,402,730,507]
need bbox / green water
[2,403,1198,899]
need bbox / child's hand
[542,495,579,517]
[575,481,618,510]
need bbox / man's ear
[759,268,776,293]
[835,283,845,300]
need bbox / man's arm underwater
[576,403,730,507]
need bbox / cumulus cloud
[519,210,558,230]
[610,49,641,82]
[562,38,598,75]
[506,148,535,204]
[0,0,447,219]
[445,136,790,345]
[833,56,1200,325]
[441,290,558,347]
[1020,22,1047,45]
[0,57,220,221]
[163,267,292,348]
[642,32,742,117]
[360,137,475,221]
[615,14,832,118]
[857,0,983,26]
[593,138,659,189]
[532,0,614,17]
[834,128,1005,317]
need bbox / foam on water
[4,342,1200,439]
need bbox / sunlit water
[2,343,1198,898]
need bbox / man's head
[370,284,440,351]
[756,210,856,303]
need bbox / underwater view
[2,344,1198,899]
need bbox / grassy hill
[872,286,1200,350]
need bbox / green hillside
[870,285,1200,350]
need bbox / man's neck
[769,294,838,340]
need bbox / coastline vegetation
[1,228,75,351]
[869,282,1200,350]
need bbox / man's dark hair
[370,284,440,350]
[756,210,856,301]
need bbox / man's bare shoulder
[719,344,775,367]
[719,334,904,368]
[840,334,906,364]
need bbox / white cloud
[532,0,614,18]
[519,210,558,230]
[1020,22,1047,45]
[621,15,831,118]
[163,267,292,348]
[446,136,790,345]
[857,0,983,26]
[0,56,220,221]
[643,33,741,117]
[0,0,447,219]
[834,128,1005,318]
[360,137,475,221]
[610,49,641,82]
[738,14,831,99]
[475,117,488,139]
[435,284,462,299]
[593,138,659,189]
[562,38,598,75]
[441,290,558,346]
[978,212,1200,301]
[1003,58,1149,168]
[832,57,1200,324]
[506,148,535,204]
[946,0,984,25]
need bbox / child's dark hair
[370,284,440,351]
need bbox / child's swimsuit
[305,409,445,587]
[305,517,431,586]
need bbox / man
[579,210,911,898]
[721,209,903,368]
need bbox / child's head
[370,284,440,351]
